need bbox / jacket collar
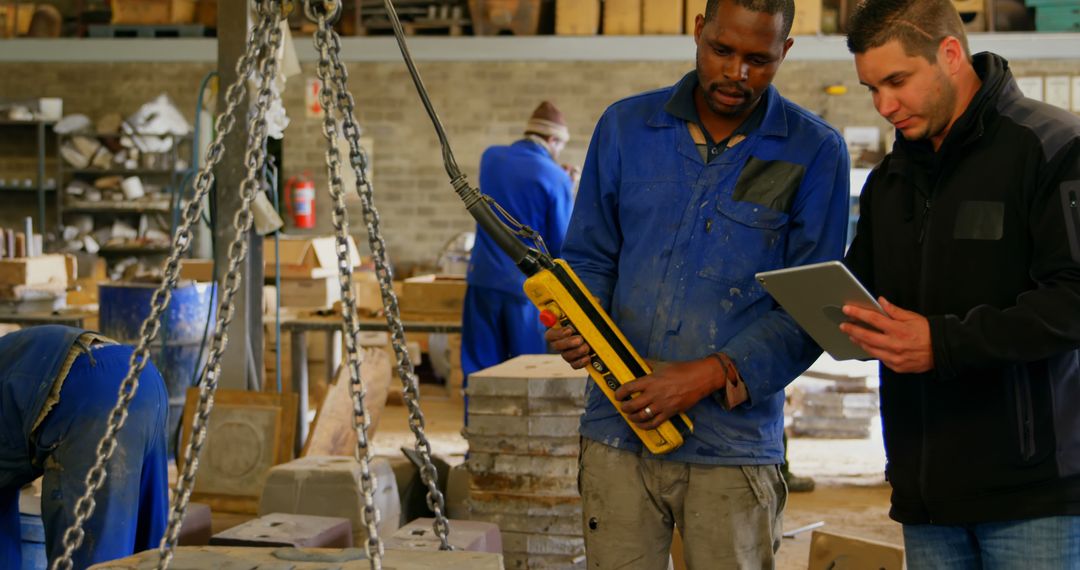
[648,71,788,139]
[512,137,556,161]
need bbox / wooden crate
[643,0,683,34]
[278,277,340,309]
[469,0,545,35]
[178,389,298,514]
[264,235,361,280]
[400,274,466,318]
[111,0,197,25]
[0,255,69,287]
[1,3,35,37]
[197,0,217,28]
[685,0,706,35]
[791,0,822,36]
[809,531,904,570]
[961,9,987,32]
[555,0,600,34]
[952,0,986,13]
[603,0,642,35]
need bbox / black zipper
[916,181,938,522]
[1015,375,1036,461]
[1068,191,1080,241]
[918,198,932,244]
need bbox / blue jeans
[0,345,169,569]
[904,517,1080,570]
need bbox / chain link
[316,6,453,548]
[48,8,279,570]
[310,7,384,567]
[155,8,285,570]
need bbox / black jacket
[845,52,1080,525]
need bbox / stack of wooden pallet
[357,0,469,36]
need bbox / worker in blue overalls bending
[0,325,168,568]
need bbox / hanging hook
[303,0,342,25]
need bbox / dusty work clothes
[0,326,169,569]
[564,73,851,465]
[579,438,786,569]
[462,139,574,384]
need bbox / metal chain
[309,2,385,567]
[317,5,452,548]
[48,8,279,570]
[155,7,285,570]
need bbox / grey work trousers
[579,437,787,569]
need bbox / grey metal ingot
[466,355,587,399]
[384,518,502,554]
[210,513,352,548]
[259,456,401,546]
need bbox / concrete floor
[372,392,900,570]
[203,360,901,568]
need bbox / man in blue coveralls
[546,0,850,566]
[461,101,576,412]
[0,325,169,568]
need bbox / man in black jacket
[842,0,1080,567]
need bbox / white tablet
[755,261,885,361]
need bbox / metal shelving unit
[64,198,171,214]
[56,132,192,270]
[0,119,56,240]
[98,243,172,255]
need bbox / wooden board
[110,0,196,25]
[685,0,707,35]
[643,0,683,34]
[178,389,298,514]
[401,274,466,315]
[264,236,361,280]
[469,0,545,35]
[792,0,823,36]
[953,0,986,13]
[303,347,393,457]
[555,0,600,35]
[808,530,905,570]
[603,0,642,35]
[279,277,340,309]
[0,254,69,287]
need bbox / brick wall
[1,56,1078,265]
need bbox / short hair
[847,0,970,61]
[705,0,796,38]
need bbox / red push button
[539,310,559,328]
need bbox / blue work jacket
[467,139,574,297]
[564,80,850,465]
[0,325,85,459]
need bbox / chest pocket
[698,194,790,286]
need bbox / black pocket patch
[953,200,1004,240]
[733,157,804,213]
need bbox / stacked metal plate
[464,355,588,569]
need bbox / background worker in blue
[461,101,575,400]
[0,325,169,569]
[546,0,850,566]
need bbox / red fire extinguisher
[285,173,316,229]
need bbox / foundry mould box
[258,456,401,547]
